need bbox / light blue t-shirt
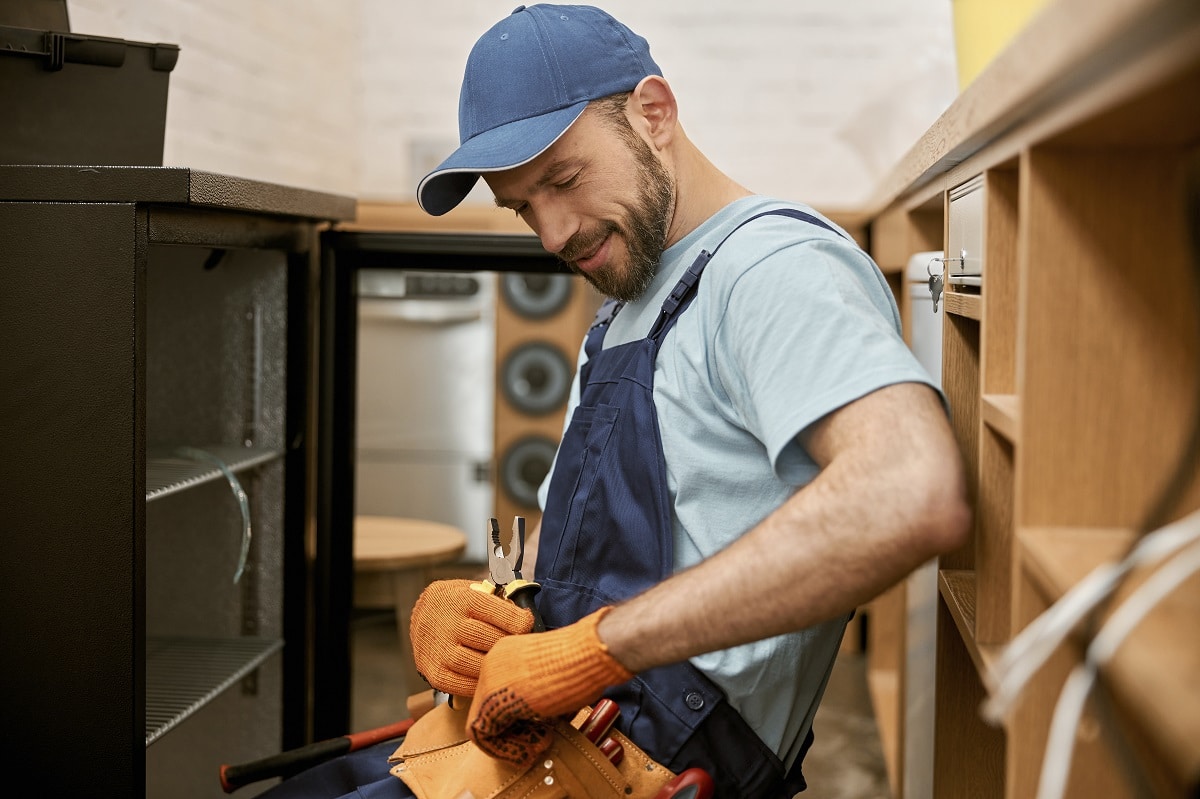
[539,195,939,767]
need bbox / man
[269,4,968,797]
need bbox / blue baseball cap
[417,4,662,216]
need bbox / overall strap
[584,297,622,359]
[647,208,846,340]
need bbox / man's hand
[409,579,535,697]
[467,608,634,765]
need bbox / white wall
[66,0,957,210]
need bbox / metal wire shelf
[145,636,284,746]
[146,445,282,501]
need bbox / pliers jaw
[478,515,545,632]
[485,516,523,592]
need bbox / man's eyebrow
[493,158,582,208]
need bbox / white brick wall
[64,0,956,209]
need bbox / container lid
[0,25,179,72]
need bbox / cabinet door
[948,176,984,284]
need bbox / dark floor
[350,608,891,799]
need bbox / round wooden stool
[353,515,468,699]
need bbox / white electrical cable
[1035,536,1200,799]
[981,506,1200,725]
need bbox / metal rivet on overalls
[544,776,555,785]
[544,759,554,769]
[685,691,705,711]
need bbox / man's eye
[557,173,580,189]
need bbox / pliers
[472,516,546,632]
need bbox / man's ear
[629,75,677,150]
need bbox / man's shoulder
[695,199,862,291]
[701,197,852,250]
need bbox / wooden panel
[941,314,981,571]
[1018,146,1200,529]
[973,164,1023,645]
[933,579,1006,799]
[976,426,1017,643]
[873,206,915,271]
[981,168,1021,396]
[871,204,944,267]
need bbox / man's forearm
[597,383,970,673]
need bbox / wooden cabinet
[865,0,1200,796]
[0,167,354,796]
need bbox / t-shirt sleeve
[712,236,942,483]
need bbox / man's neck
[664,132,753,249]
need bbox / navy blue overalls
[534,209,844,798]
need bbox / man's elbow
[928,490,972,557]
[913,461,973,559]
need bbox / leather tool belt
[388,701,676,799]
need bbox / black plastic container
[1,25,180,166]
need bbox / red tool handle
[218,717,413,793]
[652,767,716,799]
[579,698,620,743]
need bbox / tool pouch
[388,700,675,799]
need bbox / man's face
[485,104,675,302]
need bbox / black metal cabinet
[0,166,354,797]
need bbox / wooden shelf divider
[981,394,1020,444]
[937,570,1001,678]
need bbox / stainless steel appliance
[354,269,496,563]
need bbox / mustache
[559,223,618,264]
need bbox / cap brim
[417,101,588,216]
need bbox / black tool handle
[505,580,546,632]
[218,718,413,793]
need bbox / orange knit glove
[467,607,634,766]
[409,579,535,697]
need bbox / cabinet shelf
[146,446,283,502]
[938,569,1001,677]
[981,394,1020,444]
[145,635,284,746]
[944,291,982,320]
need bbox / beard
[561,131,674,303]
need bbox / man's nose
[532,207,579,257]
